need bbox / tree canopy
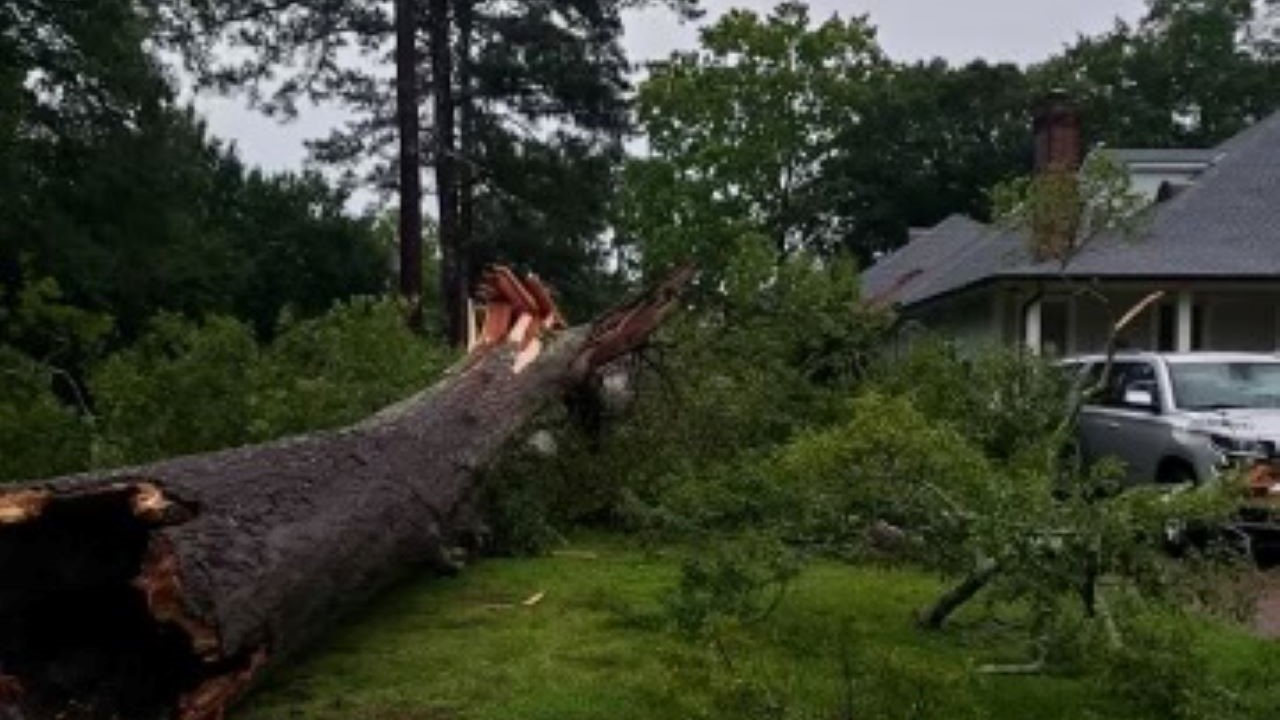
[1,0,387,351]
[622,0,1280,290]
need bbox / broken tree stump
[0,266,693,720]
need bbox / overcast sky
[195,0,1148,181]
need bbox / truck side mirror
[1123,387,1156,410]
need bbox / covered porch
[1007,282,1280,356]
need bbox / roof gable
[862,110,1280,308]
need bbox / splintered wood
[467,266,567,372]
[177,647,268,720]
[0,489,49,525]
[133,536,222,661]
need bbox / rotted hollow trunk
[0,333,571,718]
[0,267,692,720]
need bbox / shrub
[870,338,1070,461]
[251,297,452,440]
[90,298,452,469]
[0,348,94,481]
[667,533,803,638]
[92,313,261,465]
[0,271,110,480]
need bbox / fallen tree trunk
[0,266,693,720]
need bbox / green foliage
[236,539,1280,720]
[173,0,674,324]
[1092,607,1231,720]
[0,271,114,368]
[765,392,996,564]
[3,0,387,347]
[1033,0,1280,148]
[667,534,801,638]
[482,251,891,553]
[90,298,452,468]
[92,314,262,465]
[0,349,94,481]
[991,152,1149,266]
[250,298,452,440]
[870,339,1070,460]
[0,272,110,481]
[622,2,888,287]
[624,0,1280,283]
[823,58,1033,260]
[637,336,1248,700]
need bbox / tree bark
[456,0,476,271]
[0,267,693,720]
[429,0,466,346]
[395,0,424,329]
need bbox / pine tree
[166,0,699,339]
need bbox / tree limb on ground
[916,290,1165,631]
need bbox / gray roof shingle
[862,111,1280,308]
[859,214,990,306]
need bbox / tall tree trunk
[457,0,476,270]
[429,0,465,345]
[395,0,424,329]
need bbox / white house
[862,102,1280,357]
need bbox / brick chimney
[1030,90,1082,262]
[1033,89,1081,173]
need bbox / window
[1157,304,1176,352]
[1168,361,1280,410]
[1098,362,1159,409]
[1041,300,1069,357]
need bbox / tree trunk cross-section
[0,266,693,720]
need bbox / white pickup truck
[1061,352,1280,555]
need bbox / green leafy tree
[0,273,110,481]
[825,59,1033,261]
[621,2,887,289]
[89,298,452,469]
[91,314,262,465]
[1034,0,1280,148]
[2,0,389,343]
[223,168,390,336]
[991,151,1149,267]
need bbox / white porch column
[1025,298,1043,354]
[1176,290,1194,352]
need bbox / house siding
[900,289,1001,354]
[1206,295,1278,351]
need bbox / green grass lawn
[237,537,1278,720]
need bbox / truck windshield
[1169,361,1280,410]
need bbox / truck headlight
[1210,434,1272,462]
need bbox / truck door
[1079,360,1167,486]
